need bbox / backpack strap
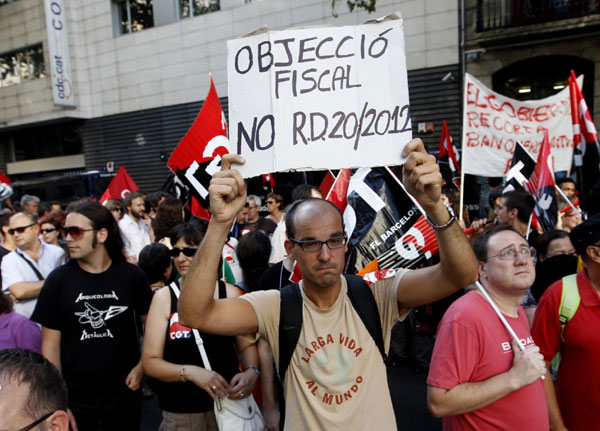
[344,274,386,361]
[278,275,386,381]
[559,273,580,342]
[278,283,303,382]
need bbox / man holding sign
[178,139,477,430]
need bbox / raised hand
[209,154,247,225]
[401,138,443,215]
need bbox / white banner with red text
[461,73,582,177]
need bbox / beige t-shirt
[241,270,408,430]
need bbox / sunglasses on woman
[168,247,197,258]
[40,227,58,234]
[61,226,95,240]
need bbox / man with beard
[178,139,478,430]
[32,201,153,431]
[118,192,151,262]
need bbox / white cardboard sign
[461,73,579,177]
[227,17,412,178]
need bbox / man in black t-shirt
[32,201,153,431]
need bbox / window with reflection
[116,0,154,34]
[179,0,219,18]
[0,44,45,88]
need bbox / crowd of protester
[0,144,599,431]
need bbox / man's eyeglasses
[485,246,534,261]
[40,228,58,234]
[290,236,347,253]
[169,247,197,258]
[62,226,95,240]
[16,410,55,431]
[7,223,35,235]
[265,201,275,205]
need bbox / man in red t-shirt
[532,213,600,431]
[427,225,548,430]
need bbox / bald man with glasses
[1,212,64,318]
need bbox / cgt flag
[168,76,229,212]
[569,70,600,207]
[99,166,139,204]
[438,120,460,189]
[344,167,438,274]
[526,130,558,232]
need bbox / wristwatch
[246,366,260,376]
[426,202,457,231]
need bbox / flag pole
[475,281,525,351]
[525,212,533,240]
[554,185,582,216]
[458,169,465,222]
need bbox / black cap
[570,213,600,256]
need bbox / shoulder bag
[169,282,265,431]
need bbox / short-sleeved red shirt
[428,291,548,430]
[532,270,600,431]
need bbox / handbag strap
[15,251,44,281]
[169,281,213,371]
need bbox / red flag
[190,197,211,220]
[0,173,11,185]
[438,120,460,174]
[526,130,557,232]
[319,171,336,197]
[326,169,352,212]
[99,166,139,204]
[289,262,303,283]
[168,76,229,210]
[262,173,275,189]
[569,70,599,167]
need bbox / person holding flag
[177,138,478,430]
[427,225,548,430]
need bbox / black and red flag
[503,141,536,193]
[168,76,229,219]
[437,120,460,189]
[343,167,439,274]
[568,70,600,208]
[526,130,558,232]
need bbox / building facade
[0,0,460,201]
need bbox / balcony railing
[477,0,600,32]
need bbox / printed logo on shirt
[501,336,535,353]
[75,291,119,303]
[75,301,128,330]
[300,333,367,406]
[169,312,192,340]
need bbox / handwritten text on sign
[461,73,579,177]
[227,18,412,178]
